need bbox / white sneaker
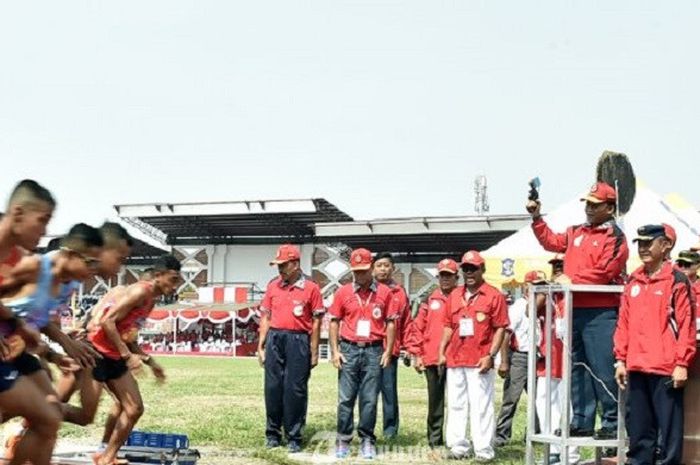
[449,445,471,460]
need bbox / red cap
[548,253,565,264]
[437,258,459,274]
[349,248,373,271]
[269,244,301,265]
[524,270,548,284]
[460,250,485,267]
[662,223,677,247]
[580,182,616,204]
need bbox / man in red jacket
[407,258,459,448]
[527,181,628,439]
[372,252,410,440]
[614,224,697,465]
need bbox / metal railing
[525,284,625,465]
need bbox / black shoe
[287,441,301,453]
[265,438,281,448]
[569,427,594,437]
[594,428,617,440]
[493,437,507,448]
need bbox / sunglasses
[676,261,695,269]
[61,247,101,269]
[461,265,480,273]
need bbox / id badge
[357,319,371,338]
[459,318,474,337]
[555,318,566,340]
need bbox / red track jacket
[532,218,628,308]
[614,262,697,376]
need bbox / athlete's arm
[0,255,40,297]
[127,341,166,382]
[42,320,101,368]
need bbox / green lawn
[59,357,542,464]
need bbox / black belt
[270,328,308,335]
[341,338,383,348]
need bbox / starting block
[51,431,199,465]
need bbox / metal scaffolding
[525,284,626,465]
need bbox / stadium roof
[114,196,530,260]
[115,198,353,245]
[314,215,530,261]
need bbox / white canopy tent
[481,183,700,287]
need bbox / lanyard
[461,291,479,316]
[356,291,375,319]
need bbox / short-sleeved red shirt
[407,288,450,366]
[536,296,564,379]
[260,275,325,334]
[387,282,410,356]
[443,282,509,368]
[329,281,399,343]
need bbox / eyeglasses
[60,247,101,269]
[676,261,694,269]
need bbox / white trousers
[446,367,495,459]
[536,377,580,463]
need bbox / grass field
[57,356,541,465]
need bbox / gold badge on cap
[466,252,474,260]
[355,255,362,263]
[590,184,598,192]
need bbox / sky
[2,1,699,235]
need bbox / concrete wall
[207,244,315,291]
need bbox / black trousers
[495,351,530,443]
[264,329,311,443]
[626,371,684,465]
[424,365,446,447]
[380,355,400,437]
